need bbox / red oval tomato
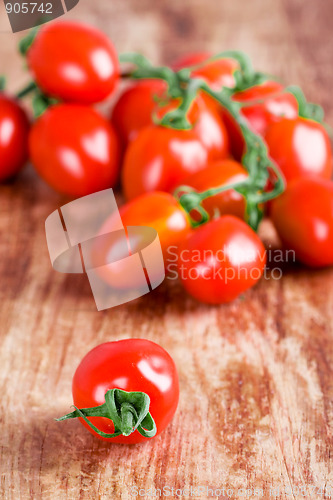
[271,177,333,267]
[111,79,167,146]
[0,94,30,182]
[112,82,229,159]
[183,160,248,219]
[265,117,332,184]
[178,216,266,304]
[122,125,210,200]
[29,104,120,197]
[71,339,179,443]
[27,21,119,104]
[93,191,191,268]
[171,52,239,90]
[220,81,299,160]
[234,81,298,136]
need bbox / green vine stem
[119,51,285,230]
[0,75,6,92]
[56,388,157,439]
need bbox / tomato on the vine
[0,94,30,182]
[220,81,299,160]
[234,81,298,135]
[178,216,266,304]
[94,191,191,262]
[183,160,248,219]
[112,82,229,159]
[121,93,229,200]
[29,104,120,197]
[171,52,239,90]
[58,339,179,443]
[111,79,167,146]
[265,117,332,184]
[27,21,119,104]
[271,177,333,267]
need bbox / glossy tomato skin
[0,94,30,182]
[92,191,191,268]
[265,117,332,184]
[72,339,179,443]
[27,21,119,104]
[220,81,299,160]
[112,81,229,159]
[171,52,239,90]
[271,177,333,267]
[29,104,120,197]
[111,79,167,145]
[122,125,210,200]
[178,216,266,304]
[234,81,298,136]
[183,160,248,219]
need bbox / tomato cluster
[2,20,333,444]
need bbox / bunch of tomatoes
[2,20,333,445]
[1,20,333,305]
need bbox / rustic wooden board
[1,0,333,498]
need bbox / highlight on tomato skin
[69,338,180,444]
[0,94,30,182]
[171,52,239,90]
[271,176,333,268]
[183,160,248,220]
[218,81,299,160]
[264,117,332,185]
[90,191,192,290]
[27,21,119,104]
[111,79,168,146]
[177,216,267,304]
[29,104,121,197]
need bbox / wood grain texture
[1,0,333,498]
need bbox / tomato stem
[56,388,157,439]
[16,81,38,99]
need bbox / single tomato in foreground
[178,216,266,304]
[57,339,179,444]
[265,117,332,184]
[183,160,248,219]
[271,177,333,267]
[29,104,120,197]
[27,21,119,104]
[0,94,30,182]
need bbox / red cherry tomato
[121,93,229,200]
[0,94,29,182]
[234,81,298,135]
[183,160,248,219]
[111,79,167,145]
[29,104,120,197]
[112,82,229,160]
[27,21,119,104]
[122,125,209,200]
[71,339,179,443]
[171,52,239,90]
[265,117,332,184]
[178,216,266,304]
[93,191,191,271]
[271,177,333,267]
[220,81,299,160]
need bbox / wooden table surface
[1,0,333,499]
